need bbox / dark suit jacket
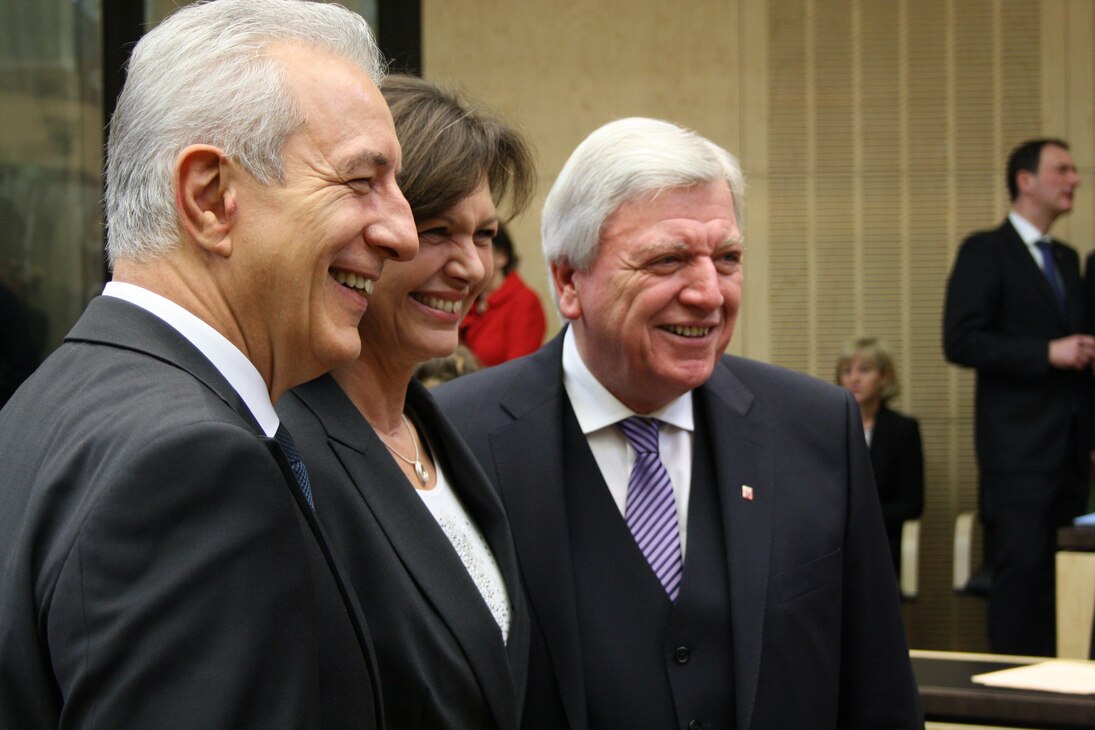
[0,296,381,729]
[944,219,1091,474]
[1085,249,1095,342]
[279,375,530,730]
[870,405,925,570]
[434,333,923,729]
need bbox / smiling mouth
[333,269,374,296]
[412,293,464,314]
[662,325,711,338]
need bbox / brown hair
[413,344,482,388]
[381,75,536,223]
[834,336,900,403]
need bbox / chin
[316,332,365,372]
[673,357,718,383]
[657,370,713,401]
[417,338,461,364]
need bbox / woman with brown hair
[278,75,535,729]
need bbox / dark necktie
[618,416,683,601]
[1036,239,1068,316]
[275,424,315,510]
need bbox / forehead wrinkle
[634,231,744,258]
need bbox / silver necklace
[381,414,429,486]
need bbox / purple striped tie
[619,416,683,601]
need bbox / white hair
[541,117,745,278]
[105,0,386,266]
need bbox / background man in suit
[944,138,1093,656]
[0,1,417,726]
[436,117,922,729]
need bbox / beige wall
[424,0,1095,651]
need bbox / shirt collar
[1009,210,1049,245]
[103,281,280,437]
[561,326,693,435]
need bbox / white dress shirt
[561,327,694,556]
[1009,210,1053,271]
[103,281,279,437]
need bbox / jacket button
[688,721,703,730]
[674,645,690,664]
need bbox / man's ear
[175,145,235,258]
[551,259,582,321]
[1016,168,1035,196]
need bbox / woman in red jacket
[461,226,546,366]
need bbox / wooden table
[912,649,1095,729]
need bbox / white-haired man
[437,117,922,728]
[0,1,417,726]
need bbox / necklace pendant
[414,459,429,486]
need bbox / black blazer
[278,375,530,730]
[435,333,922,729]
[0,296,381,729]
[869,405,924,570]
[944,219,1091,473]
[1085,249,1095,338]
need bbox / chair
[899,518,920,601]
[953,510,991,596]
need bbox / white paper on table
[971,660,1095,695]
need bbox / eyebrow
[336,150,391,177]
[424,211,501,228]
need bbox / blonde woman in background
[837,337,924,575]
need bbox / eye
[418,226,449,244]
[347,178,373,191]
[715,248,743,272]
[473,228,498,247]
[648,254,683,270]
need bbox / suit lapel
[490,338,589,730]
[74,298,328,532]
[68,296,262,430]
[297,375,520,729]
[406,380,530,724]
[699,359,773,730]
[74,299,384,725]
[1057,240,1087,333]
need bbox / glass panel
[0,0,104,406]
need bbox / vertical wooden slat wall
[766,0,1041,650]
[424,0,1095,651]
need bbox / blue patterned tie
[275,424,314,510]
[618,417,683,601]
[1036,239,1068,316]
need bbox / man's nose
[679,260,724,309]
[366,189,418,262]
